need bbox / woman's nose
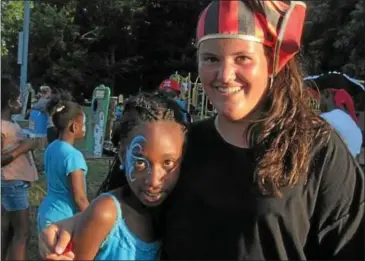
[217,60,237,83]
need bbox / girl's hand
[38,215,80,260]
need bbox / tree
[1,1,26,77]
[303,0,365,79]
[28,1,87,91]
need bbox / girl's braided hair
[97,91,187,195]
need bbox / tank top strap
[99,192,123,249]
[100,192,122,221]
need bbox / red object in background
[328,88,359,124]
[46,242,73,261]
[159,79,180,92]
[306,88,320,100]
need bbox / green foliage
[1,1,24,56]
[303,0,365,79]
[1,0,364,96]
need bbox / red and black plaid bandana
[196,0,307,76]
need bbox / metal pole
[20,0,31,119]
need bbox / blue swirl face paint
[125,135,151,182]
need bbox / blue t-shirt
[95,193,161,260]
[320,109,363,157]
[175,99,189,123]
[115,107,123,119]
[38,140,87,231]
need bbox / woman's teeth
[217,87,242,94]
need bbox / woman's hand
[38,214,81,260]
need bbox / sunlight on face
[198,39,270,121]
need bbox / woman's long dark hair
[241,0,332,198]
[248,56,331,198]
[97,91,187,195]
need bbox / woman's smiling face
[198,38,270,121]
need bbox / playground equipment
[165,71,216,121]
[85,85,111,157]
[103,96,118,156]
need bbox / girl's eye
[164,160,175,169]
[135,160,146,171]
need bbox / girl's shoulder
[85,192,122,229]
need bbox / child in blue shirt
[37,91,89,232]
[41,92,187,260]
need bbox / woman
[39,1,364,260]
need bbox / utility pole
[19,0,31,119]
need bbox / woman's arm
[72,195,118,260]
[308,132,364,260]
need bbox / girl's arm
[1,134,36,167]
[65,153,90,212]
[69,170,89,212]
[72,196,118,260]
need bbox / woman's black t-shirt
[161,117,364,260]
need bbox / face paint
[125,135,151,182]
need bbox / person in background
[1,76,42,260]
[319,89,363,158]
[305,87,363,158]
[115,102,124,120]
[37,90,89,234]
[321,109,362,158]
[31,85,59,144]
[159,79,190,123]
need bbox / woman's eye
[236,56,251,63]
[164,160,175,168]
[135,160,146,171]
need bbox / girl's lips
[141,191,163,202]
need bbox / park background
[1,0,365,259]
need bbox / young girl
[37,91,89,232]
[60,92,187,260]
[1,76,41,260]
